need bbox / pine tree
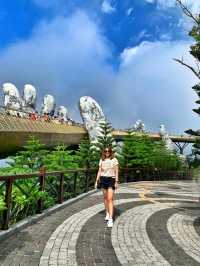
[1,137,51,223]
[120,131,181,170]
[96,121,117,150]
[120,132,155,168]
[76,137,95,168]
[152,141,182,170]
[120,130,134,169]
[90,120,117,164]
[44,144,78,171]
[7,136,48,173]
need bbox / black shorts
[100,176,115,190]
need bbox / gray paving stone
[147,207,200,266]
[0,192,120,265]
[0,181,199,266]
[76,201,147,266]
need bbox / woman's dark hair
[101,147,114,160]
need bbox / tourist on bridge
[95,147,119,228]
[30,112,37,121]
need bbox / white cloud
[157,0,176,9]
[145,0,154,3]
[145,0,200,12]
[0,11,115,119]
[134,30,151,43]
[144,0,199,38]
[101,0,116,14]
[115,40,199,132]
[177,0,200,13]
[120,47,138,66]
[120,42,153,67]
[160,33,172,41]
[126,7,134,16]
[0,10,199,134]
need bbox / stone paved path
[0,180,200,265]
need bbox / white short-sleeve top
[99,157,119,177]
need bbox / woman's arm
[96,167,101,182]
[115,164,119,181]
[114,164,119,189]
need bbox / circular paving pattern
[39,198,142,266]
[111,204,172,266]
[167,211,200,263]
[40,193,200,266]
[1,181,200,266]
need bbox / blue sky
[0,0,200,134]
[0,0,185,51]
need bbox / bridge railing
[0,167,193,230]
[0,167,97,230]
[120,167,193,183]
[0,105,84,128]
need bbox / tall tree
[76,137,95,168]
[95,121,116,151]
[175,0,200,158]
[44,145,78,171]
[120,132,154,168]
[120,131,181,170]
[120,130,134,169]
[90,120,117,165]
[7,136,48,173]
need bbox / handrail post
[73,172,78,197]
[154,168,158,181]
[125,164,129,183]
[58,172,64,204]
[2,177,13,230]
[36,166,46,214]
[189,169,193,180]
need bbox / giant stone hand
[79,96,105,143]
[2,83,22,115]
[22,84,37,113]
[41,94,56,116]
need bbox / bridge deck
[0,181,200,266]
[0,112,196,155]
[113,130,196,143]
[0,113,87,155]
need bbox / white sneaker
[104,212,109,221]
[107,218,113,228]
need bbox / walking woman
[95,147,119,227]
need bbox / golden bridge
[0,112,196,157]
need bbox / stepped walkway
[0,180,200,266]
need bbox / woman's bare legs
[103,189,108,214]
[107,188,114,219]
